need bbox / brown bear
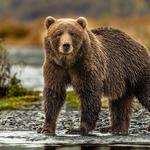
[37,16,150,135]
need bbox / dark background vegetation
[0,0,150,20]
[0,0,150,47]
[0,0,149,110]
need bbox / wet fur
[38,25,150,135]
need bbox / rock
[0,109,149,135]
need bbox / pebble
[0,108,149,135]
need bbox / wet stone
[0,109,149,136]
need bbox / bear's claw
[66,128,81,134]
[100,126,111,133]
[100,126,128,135]
[66,128,89,135]
[37,126,55,136]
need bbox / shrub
[0,40,11,97]
[0,40,39,98]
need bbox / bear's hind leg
[137,66,150,111]
[100,95,133,135]
[136,83,150,112]
[135,62,150,111]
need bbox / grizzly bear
[37,16,150,135]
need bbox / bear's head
[44,16,89,67]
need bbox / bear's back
[91,27,150,99]
[91,27,149,74]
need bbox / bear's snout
[59,33,73,54]
[59,42,73,54]
[63,43,71,52]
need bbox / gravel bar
[0,109,149,135]
[0,107,149,145]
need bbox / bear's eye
[70,32,77,37]
[54,31,63,37]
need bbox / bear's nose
[63,43,70,52]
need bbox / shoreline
[0,108,149,135]
[0,108,149,146]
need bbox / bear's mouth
[59,51,73,55]
[59,45,73,55]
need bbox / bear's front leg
[37,62,66,135]
[67,78,101,135]
[80,92,101,135]
[37,87,66,135]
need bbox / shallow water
[0,145,150,150]
[7,46,43,90]
[5,46,150,150]
[0,130,150,149]
[8,46,44,66]
[11,65,43,90]
[8,46,72,91]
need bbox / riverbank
[0,108,150,147]
[0,108,149,135]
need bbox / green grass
[66,91,142,110]
[66,91,80,110]
[0,90,143,111]
[133,102,143,110]
[66,91,109,110]
[0,94,41,111]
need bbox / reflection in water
[108,146,131,150]
[81,145,99,150]
[44,146,57,150]
[0,145,149,150]
[8,46,75,91]
[43,145,147,150]
[79,145,132,150]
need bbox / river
[1,145,150,150]
[8,46,44,91]
[5,46,150,150]
[8,46,73,91]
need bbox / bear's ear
[76,17,87,29]
[45,16,56,29]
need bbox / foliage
[134,101,143,111]
[66,91,108,110]
[0,41,40,99]
[6,74,39,97]
[0,40,11,97]
[0,40,10,88]
[0,41,41,110]
[0,94,40,111]
[66,91,80,110]
[65,91,142,110]
[0,16,150,50]
[0,24,29,39]
[0,0,150,20]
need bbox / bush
[0,24,29,39]
[6,73,40,97]
[0,40,11,86]
[0,41,39,98]
[0,95,40,111]
[0,40,11,97]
